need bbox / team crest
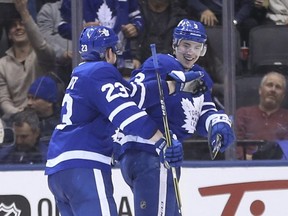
[181,98,201,133]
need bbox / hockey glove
[165,138,183,167]
[208,114,235,153]
[167,70,208,97]
[155,136,183,168]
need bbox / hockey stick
[150,44,182,215]
[208,122,222,160]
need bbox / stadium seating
[248,25,288,74]
[205,26,242,74]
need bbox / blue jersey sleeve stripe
[46,150,111,167]
[119,111,147,131]
[109,101,136,121]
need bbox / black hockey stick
[150,44,182,215]
[208,122,222,160]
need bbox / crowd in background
[0,0,287,163]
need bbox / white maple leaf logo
[96,1,116,29]
[181,98,200,133]
[112,128,124,143]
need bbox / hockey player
[45,25,203,216]
[115,19,236,215]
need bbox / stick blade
[208,123,222,160]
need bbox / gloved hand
[155,134,183,168]
[165,138,183,167]
[208,114,235,153]
[167,70,208,96]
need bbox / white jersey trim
[109,101,135,122]
[46,150,111,167]
[119,111,147,131]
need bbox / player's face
[174,40,204,69]
[259,73,286,110]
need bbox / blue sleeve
[128,76,169,109]
[86,64,159,140]
[128,0,144,32]
[196,94,222,137]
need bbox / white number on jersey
[101,82,129,102]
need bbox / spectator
[247,0,268,27]
[58,0,143,78]
[37,0,73,87]
[135,0,187,64]
[0,2,20,57]
[185,0,253,44]
[235,71,288,160]
[0,109,47,164]
[0,0,55,119]
[259,0,288,25]
[26,75,63,138]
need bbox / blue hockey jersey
[45,61,169,175]
[113,54,220,157]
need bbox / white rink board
[0,166,288,216]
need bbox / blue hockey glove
[165,139,183,167]
[155,135,183,168]
[167,70,208,97]
[208,114,235,153]
[182,79,208,97]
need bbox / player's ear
[105,48,117,64]
[200,44,207,56]
[105,48,112,60]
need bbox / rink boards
[0,161,288,216]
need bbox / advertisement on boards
[0,166,288,216]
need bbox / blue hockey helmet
[173,19,207,45]
[79,26,119,61]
